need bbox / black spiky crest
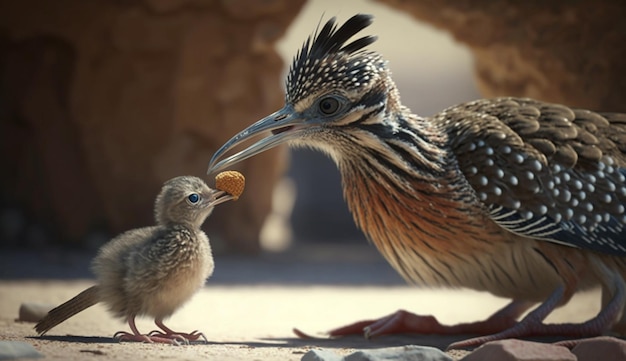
[286,14,383,104]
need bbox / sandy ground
[0,245,603,361]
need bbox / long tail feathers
[35,285,100,335]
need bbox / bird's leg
[147,317,207,344]
[597,257,626,335]
[114,315,182,345]
[294,299,533,339]
[449,280,625,349]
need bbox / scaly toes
[146,329,206,344]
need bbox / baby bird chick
[36,174,245,344]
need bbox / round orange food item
[215,171,245,200]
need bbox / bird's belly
[372,224,590,302]
[138,247,214,318]
[345,178,599,303]
[145,264,212,317]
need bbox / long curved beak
[207,105,306,175]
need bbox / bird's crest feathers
[286,14,380,103]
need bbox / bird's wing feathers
[442,97,626,256]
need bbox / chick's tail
[35,285,100,335]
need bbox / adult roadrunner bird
[36,174,245,344]
[208,14,626,348]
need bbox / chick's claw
[113,330,183,345]
[148,329,207,343]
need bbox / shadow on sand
[30,333,473,350]
[31,331,600,352]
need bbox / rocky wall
[0,0,305,253]
[379,0,626,112]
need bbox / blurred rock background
[0,0,303,254]
[1,0,624,255]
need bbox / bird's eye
[318,96,340,115]
[187,193,200,204]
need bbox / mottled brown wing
[440,97,626,256]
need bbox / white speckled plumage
[207,14,626,346]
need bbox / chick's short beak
[207,189,235,208]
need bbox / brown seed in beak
[215,171,245,200]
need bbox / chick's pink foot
[114,315,206,345]
[113,316,178,344]
[148,318,208,344]
[114,330,184,344]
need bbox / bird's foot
[449,279,624,350]
[325,310,450,339]
[295,301,531,348]
[295,308,517,340]
[294,286,620,350]
[294,310,464,339]
[113,330,184,345]
[446,315,612,350]
[148,329,208,344]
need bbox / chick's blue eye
[187,193,200,204]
